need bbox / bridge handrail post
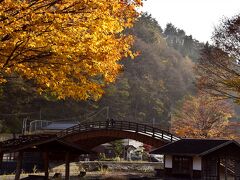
[152,128,155,138]
[85,122,89,130]
[105,120,108,129]
[58,132,62,137]
[171,134,173,142]
[136,123,138,133]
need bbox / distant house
[151,139,240,179]
[28,120,79,134]
[124,145,137,160]
[92,139,142,160]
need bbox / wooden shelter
[151,139,240,179]
[0,134,90,180]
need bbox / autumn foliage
[196,14,240,103]
[0,0,142,100]
[171,93,234,139]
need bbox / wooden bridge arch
[57,120,180,149]
[0,120,180,152]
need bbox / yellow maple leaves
[0,0,142,100]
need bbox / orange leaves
[0,0,142,100]
[171,93,234,139]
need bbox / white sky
[141,0,240,43]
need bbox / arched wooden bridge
[1,120,180,152]
[57,120,180,149]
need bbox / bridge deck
[57,120,180,142]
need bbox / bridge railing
[57,120,180,142]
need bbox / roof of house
[151,139,240,156]
[43,122,78,130]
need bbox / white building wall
[122,139,143,148]
[165,155,172,168]
[193,156,202,170]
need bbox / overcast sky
[141,0,240,43]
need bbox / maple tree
[143,144,152,152]
[171,93,234,139]
[0,0,142,100]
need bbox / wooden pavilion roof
[151,139,240,156]
[0,134,91,154]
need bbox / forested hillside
[0,14,204,132]
[98,14,201,126]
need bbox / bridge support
[43,151,49,180]
[65,152,70,180]
[15,151,23,180]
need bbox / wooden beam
[15,151,23,180]
[43,151,49,180]
[65,152,70,180]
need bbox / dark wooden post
[43,151,49,180]
[15,151,23,180]
[224,156,227,180]
[0,152,3,174]
[217,157,220,180]
[65,152,70,180]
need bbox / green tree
[111,140,124,158]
